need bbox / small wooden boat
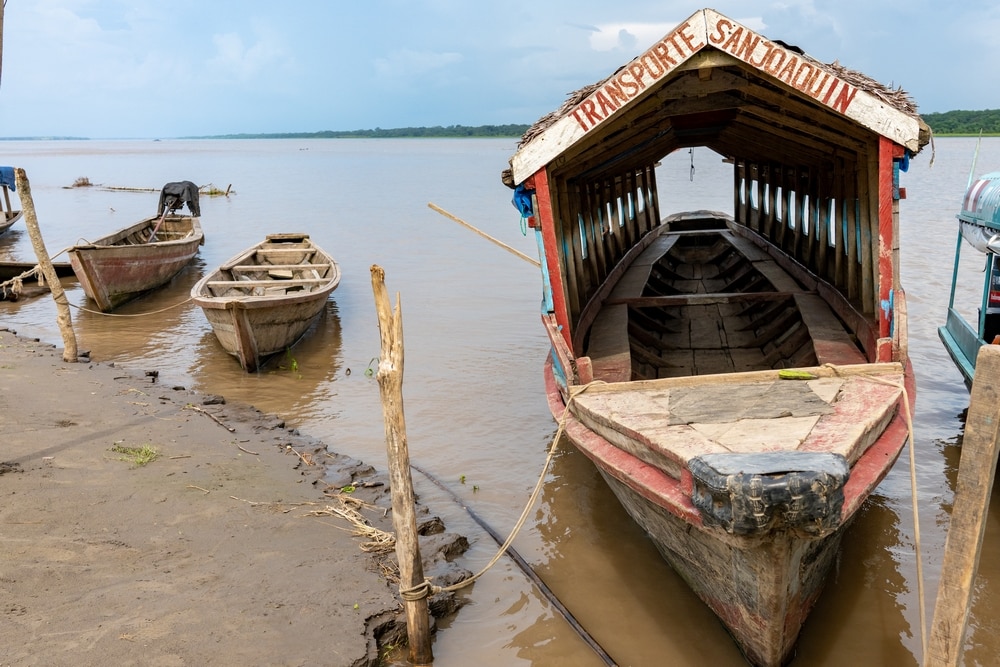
[502,9,930,666]
[191,233,341,372]
[0,260,74,282]
[938,170,1000,388]
[0,166,23,236]
[68,181,203,312]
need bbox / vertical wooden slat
[817,172,829,280]
[860,142,877,316]
[775,164,787,251]
[793,168,806,261]
[533,169,572,346]
[648,164,661,227]
[846,168,859,303]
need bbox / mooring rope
[822,362,924,659]
[65,295,195,317]
[404,380,615,665]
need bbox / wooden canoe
[502,8,930,666]
[190,233,341,372]
[0,170,22,236]
[68,214,203,312]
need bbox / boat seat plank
[229,263,331,272]
[255,248,317,256]
[207,278,329,288]
[609,291,807,307]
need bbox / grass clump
[111,443,160,467]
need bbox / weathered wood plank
[926,346,1000,667]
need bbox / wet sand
[0,327,467,666]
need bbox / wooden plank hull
[546,352,914,666]
[538,214,912,666]
[191,233,340,372]
[68,215,203,312]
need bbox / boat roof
[960,171,1000,229]
[506,8,930,186]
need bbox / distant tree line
[922,109,1000,135]
[198,124,531,140]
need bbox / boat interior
[205,236,334,298]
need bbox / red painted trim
[543,356,703,526]
[840,358,915,519]
[533,169,573,349]
[877,136,894,345]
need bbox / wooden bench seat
[207,278,329,289]
[229,263,330,272]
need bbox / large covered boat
[502,8,930,666]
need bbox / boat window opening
[801,194,811,234]
[775,187,783,223]
[578,214,588,260]
[762,183,770,217]
[787,191,796,230]
[827,199,837,248]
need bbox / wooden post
[925,345,1000,666]
[369,264,433,666]
[15,168,78,361]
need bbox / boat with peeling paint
[68,181,203,312]
[502,8,930,666]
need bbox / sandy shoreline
[0,327,468,666]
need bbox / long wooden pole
[370,264,433,666]
[15,168,78,361]
[925,345,1000,666]
[427,202,540,268]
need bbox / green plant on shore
[111,443,160,467]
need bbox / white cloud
[588,15,768,53]
[207,27,291,82]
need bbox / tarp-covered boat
[68,181,203,312]
[0,166,23,236]
[502,8,930,666]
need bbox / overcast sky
[0,1,994,139]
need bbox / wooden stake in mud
[925,345,1000,667]
[15,168,78,361]
[370,264,433,666]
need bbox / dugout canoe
[191,233,341,372]
[501,8,930,666]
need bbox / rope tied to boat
[423,380,606,597]
[822,362,925,660]
[66,295,196,317]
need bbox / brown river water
[1,137,999,666]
